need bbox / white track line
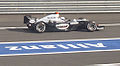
[1,11,120,14]
[99,23,120,26]
[0,37,120,44]
[0,1,120,3]
[0,27,27,30]
[1,6,120,8]
[87,63,120,66]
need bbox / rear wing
[24,15,31,24]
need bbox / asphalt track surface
[0,13,120,42]
[0,13,120,66]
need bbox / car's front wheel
[35,22,46,33]
[85,22,97,32]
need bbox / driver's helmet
[55,12,59,14]
[60,17,65,20]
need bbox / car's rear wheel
[35,22,46,33]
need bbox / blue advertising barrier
[0,38,120,56]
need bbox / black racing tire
[35,22,46,33]
[85,22,97,32]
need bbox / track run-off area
[0,13,120,66]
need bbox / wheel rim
[36,22,46,32]
[87,23,97,31]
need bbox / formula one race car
[24,12,104,33]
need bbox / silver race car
[24,12,104,33]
